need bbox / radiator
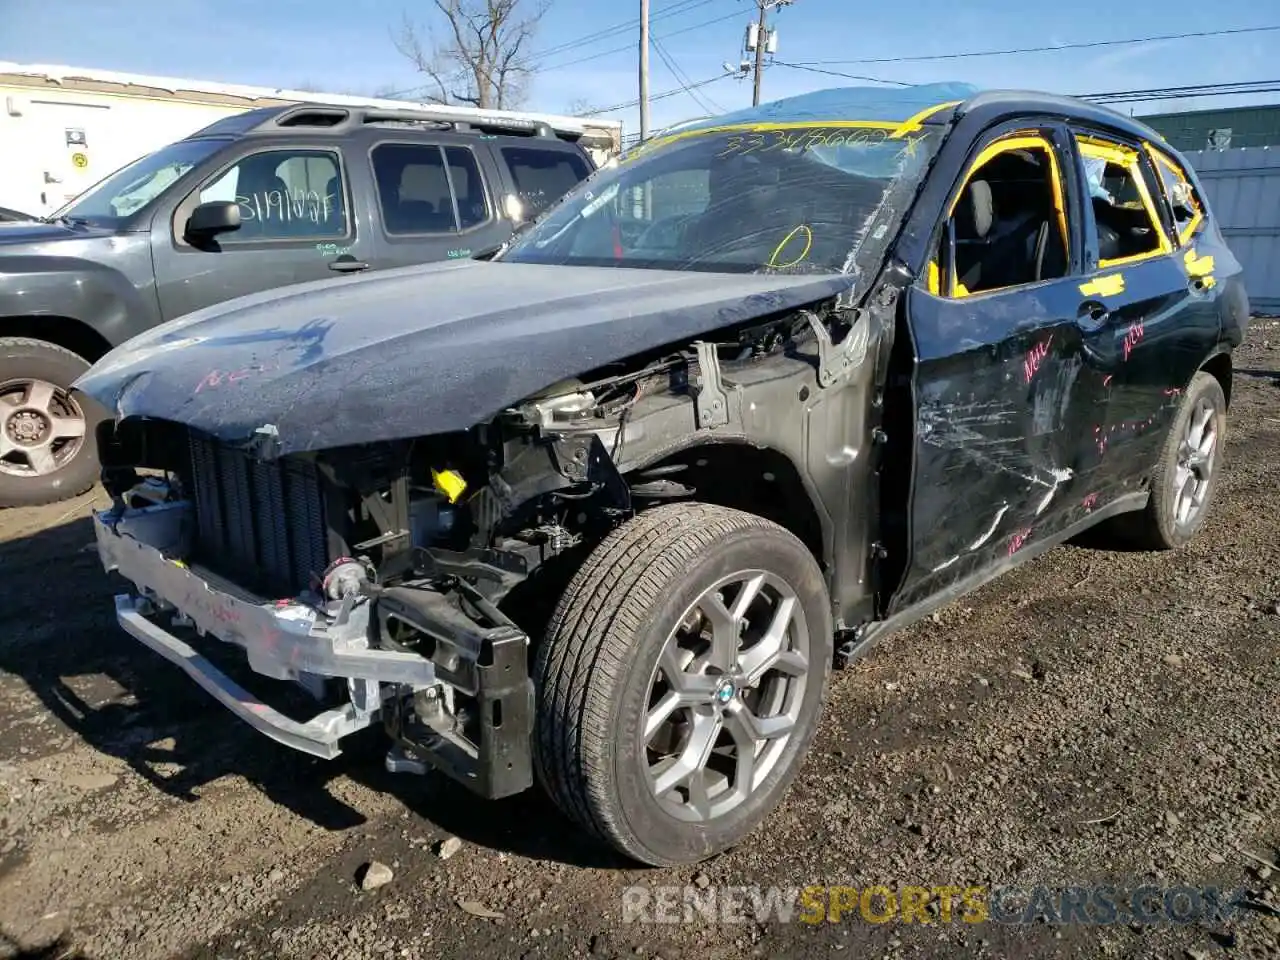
[187,431,330,598]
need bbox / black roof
[955,89,1170,145]
[182,102,591,145]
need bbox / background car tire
[0,337,105,508]
[1115,370,1227,550]
[533,502,832,867]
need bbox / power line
[789,23,1280,66]
[770,61,910,86]
[534,0,719,61]
[1080,79,1280,105]
[653,34,724,114]
[580,70,738,117]
[539,8,746,73]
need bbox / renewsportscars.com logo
[621,884,1258,926]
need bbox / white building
[0,62,623,217]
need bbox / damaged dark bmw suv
[76,82,1249,866]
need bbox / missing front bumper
[94,499,534,798]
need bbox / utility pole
[639,0,651,140]
[747,0,790,106]
[752,0,767,107]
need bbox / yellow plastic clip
[431,468,467,504]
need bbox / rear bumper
[94,499,534,797]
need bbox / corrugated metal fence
[1184,147,1280,313]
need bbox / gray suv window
[372,143,490,235]
[198,148,347,240]
[500,147,591,219]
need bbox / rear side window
[371,143,491,235]
[500,147,591,219]
[1145,143,1205,246]
[1074,134,1172,268]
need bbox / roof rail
[267,103,570,141]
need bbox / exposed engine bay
[90,291,890,798]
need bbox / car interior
[947,144,1068,295]
[1085,157,1164,262]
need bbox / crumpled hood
[75,258,853,454]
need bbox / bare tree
[565,97,601,117]
[394,1,551,110]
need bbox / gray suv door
[152,143,367,320]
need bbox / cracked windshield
[501,124,939,272]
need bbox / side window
[1145,143,1205,246]
[444,146,490,229]
[930,133,1069,297]
[372,143,455,235]
[500,147,591,220]
[1074,134,1171,267]
[197,149,346,241]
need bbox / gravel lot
[1,326,1277,960]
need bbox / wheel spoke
[49,415,86,440]
[658,642,718,700]
[725,699,795,743]
[24,380,55,414]
[644,690,682,742]
[651,711,721,796]
[1196,425,1216,462]
[769,650,809,678]
[721,703,761,796]
[739,595,798,683]
[686,768,713,819]
[26,443,57,475]
[700,574,764,672]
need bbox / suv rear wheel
[0,338,104,508]
[533,502,832,866]
[1112,370,1227,550]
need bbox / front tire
[533,503,832,867]
[0,337,105,508]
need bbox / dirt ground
[1,327,1278,960]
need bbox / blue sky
[1,0,1275,134]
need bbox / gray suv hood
[75,258,853,455]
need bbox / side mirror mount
[185,200,241,239]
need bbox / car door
[889,119,1105,612]
[1066,128,1218,482]
[152,143,366,321]
[364,139,512,269]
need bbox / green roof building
[1138,103,1280,151]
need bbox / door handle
[329,257,369,273]
[1077,300,1109,326]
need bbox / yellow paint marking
[1079,274,1126,297]
[890,100,962,138]
[767,224,813,269]
[1184,248,1215,277]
